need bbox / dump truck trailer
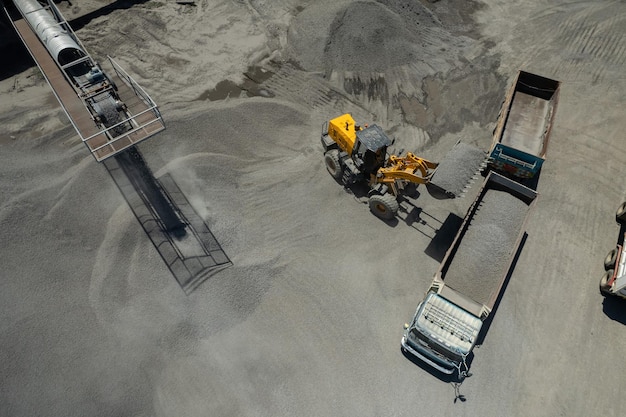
[489,71,560,178]
[401,172,538,376]
[599,202,626,299]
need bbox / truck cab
[402,292,483,375]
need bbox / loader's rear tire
[600,269,613,296]
[369,194,399,220]
[604,248,618,270]
[616,202,626,224]
[324,149,342,180]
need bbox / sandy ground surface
[2,0,626,416]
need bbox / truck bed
[500,91,551,156]
[489,71,560,178]
[438,172,537,310]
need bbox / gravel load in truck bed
[429,142,487,197]
[442,189,530,306]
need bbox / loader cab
[353,124,392,175]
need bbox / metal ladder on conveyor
[422,300,477,343]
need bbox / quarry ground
[1,0,626,416]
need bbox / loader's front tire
[604,248,618,270]
[616,202,626,223]
[324,150,342,180]
[369,194,399,220]
[600,269,613,296]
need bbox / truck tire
[616,202,626,223]
[600,269,613,296]
[604,248,618,270]
[324,150,343,180]
[369,193,399,220]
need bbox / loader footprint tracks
[260,63,377,122]
[526,2,626,82]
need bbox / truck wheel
[324,150,343,180]
[604,248,618,270]
[616,202,626,223]
[600,269,613,296]
[369,194,399,220]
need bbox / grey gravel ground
[2,1,626,416]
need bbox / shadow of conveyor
[105,146,232,294]
[0,0,35,80]
[60,0,152,32]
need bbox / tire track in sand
[525,1,626,82]
[261,62,379,123]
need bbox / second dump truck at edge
[599,201,626,299]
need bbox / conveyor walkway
[8,14,164,161]
[5,1,231,292]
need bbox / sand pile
[443,189,530,305]
[287,0,476,74]
[429,141,487,196]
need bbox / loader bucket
[429,142,488,197]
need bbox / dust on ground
[2,1,626,416]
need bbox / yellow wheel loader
[321,113,439,219]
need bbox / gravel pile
[443,189,529,305]
[429,142,487,196]
[288,1,476,74]
[323,2,422,72]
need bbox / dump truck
[321,114,486,219]
[488,71,560,178]
[401,171,538,376]
[599,202,626,299]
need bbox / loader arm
[371,153,439,189]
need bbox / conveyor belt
[9,15,165,161]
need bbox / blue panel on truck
[489,70,560,179]
[489,143,545,178]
